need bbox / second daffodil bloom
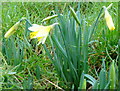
[28,23,58,45]
[103,6,115,31]
[4,21,21,38]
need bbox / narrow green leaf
[104,81,110,90]
[84,74,96,84]
[92,80,98,89]
[52,35,67,58]
[87,80,94,86]
[99,69,107,89]
[83,18,88,73]
[79,72,84,88]
[109,60,116,89]
[81,79,86,89]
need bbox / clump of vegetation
[1,2,118,90]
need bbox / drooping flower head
[4,21,21,38]
[28,23,58,45]
[103,6,115,31]
[4,17,26,38]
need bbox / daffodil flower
[28,23,58,45]
[4,21,21,38]
[103,6,115,31]
[4,17,27,38]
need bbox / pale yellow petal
[34,26,52,38]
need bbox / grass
[1,2,118,90]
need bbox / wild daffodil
[4,17,27,38]
[103,6,115,31]
[28,23,58,45]
[4,21,21,38]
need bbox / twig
[44,78,64,91]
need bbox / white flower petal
[41,35,48,44]
[28,24,43,31]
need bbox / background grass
[1,2,118,89]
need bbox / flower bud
[4,21,21,38]
[103,6,115,31]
